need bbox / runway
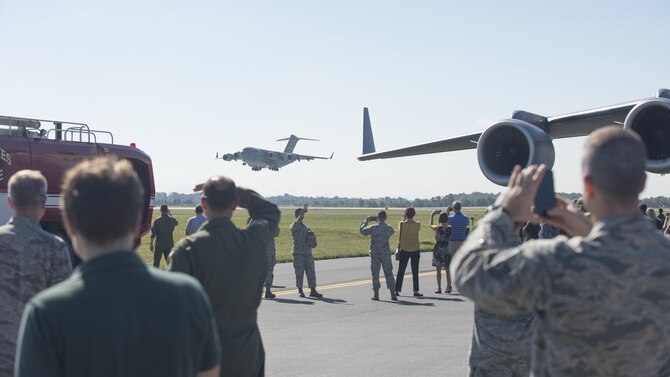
[258,253,474,376]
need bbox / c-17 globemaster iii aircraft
[359,88,670,185]
[217,135,334,171]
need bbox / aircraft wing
[358,98,656,161]
[294,152,334,161]
[542,100,642,139]
[357,132,482,161]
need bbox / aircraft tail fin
[277,135,319,153]
[362,107,376,154]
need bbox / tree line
[153,191,670,208]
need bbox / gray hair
[452,201,462,211]
[582,126,646,202]
[8,170,47,208]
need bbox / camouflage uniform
[538,223,560,239]
[151,214,178,267]
[359,220,396,293]
[0,217,72,376]
[468,234,534,377]
[452,209,670,377]
[265,226,280,289]
[291,220,316,289]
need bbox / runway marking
[273,270,437,297]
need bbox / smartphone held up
[534,170,556,217]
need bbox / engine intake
[477,119,555,186]
[623,99,670,174]
[267,152,278,160]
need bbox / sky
[1,1,668,199]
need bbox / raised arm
[430,209,448,231]
[238,187,281,242]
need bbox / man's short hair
[61,157,144,245]
[452,201,462,211]
[202,176,237,211]
[582,127,646,201]
[195,205,204,214]
[160,204,168,212]
[660,208,664,214]
[639,203,648,214]
[377,210,387,220]
[8,170,47,208]
[294,208,303,218]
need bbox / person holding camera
[360,211,398,301]
[430,209,452,293]
[395,206,422,297]
[451,127,670,376]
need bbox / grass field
[137,207,487,268]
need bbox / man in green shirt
[170,176,280,377]
[14,157,220,377]
[150,204,179,267]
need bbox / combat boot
[372,288,379,301]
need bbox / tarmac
[258,253,474,376]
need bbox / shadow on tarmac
[394,300,435,307]
[271,298,315,305]
[306,297,349,305]
[417,296,466,302]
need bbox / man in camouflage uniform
[359,211,397,301]
[291,208,322,298]
[150,204,178,267]
[468,221,534,376]
[247,216,280,299]
[0,170,72,376]
[452,127,670,376]
[264,226,280,299]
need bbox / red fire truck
[0,115,155,252]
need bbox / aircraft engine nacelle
[233,152,240,159]
[476,119,556,186]
[283,154,294,161]
[267,152,278,160]
[623,98,670,174]
[222,153,234,161]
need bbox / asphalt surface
[258,253,474,376]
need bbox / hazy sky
[1,1,668,199]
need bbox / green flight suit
[169,188,280,377]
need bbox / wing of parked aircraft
[359,88,670,185]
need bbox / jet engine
[282,154,294,161]
[623,98,670,174]
[233,152,240,159]
[267,152,278,160]
[222,153,234,161]
[476,119,555,186]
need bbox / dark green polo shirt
[15,252,220,377]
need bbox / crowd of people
[2,126,670,376]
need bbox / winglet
[329,152,334,159]
[362,107,376,154]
